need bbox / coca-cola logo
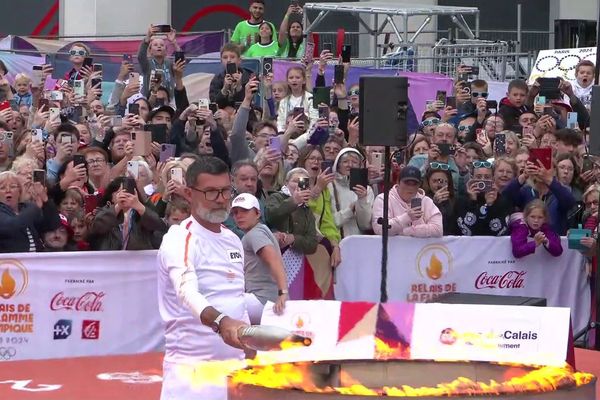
[50,291,105,312]
[475,271,526,290]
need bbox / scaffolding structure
[303,1,480,58]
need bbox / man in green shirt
[231,0,277,55]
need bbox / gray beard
[197,206,230,224]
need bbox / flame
[295,316,304,329]
[374,338,410,360]
[0,268,16,299]
[426,253,443,280]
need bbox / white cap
[231,193,260,211]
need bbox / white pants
[243,292,265,325]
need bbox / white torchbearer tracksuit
[157,217,249,400]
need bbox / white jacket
[327,148,374,238]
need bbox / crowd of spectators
[0,0,597,305]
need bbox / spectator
[276,65,318,133]
[62,42,92,84]
[58,188,83,219]
[570,60,594,109]
[278,4,305,58]
[503,159,576,235]
[231,0,277,55]
[209,43,252,108]
[555,153,583,202]
[13,73,32,108]
[456,161,511,236]
[462,142,486,165]
[372,165,442,237]
[0,171,60,253]
[40,213,78,252]
[503,130,520,158]
[0,124,13,172]
[138,24,180,98]
[82,146,110,192]
[511,199,562,258]
[424,167,458,235]
[419,114,441,137]
[323,136,344,162]
[515,148,529,173]
[164,198,190,227]
[329,148,374,238]
[554,128,583,156]
[498,79,531,128]
[579,184,599,257]
[493,157,518,192]
[407,134,430,162]
[69,210,90,250]
[231,192,287,323]
[246,22,279,57]
[88,176,166,250]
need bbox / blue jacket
[502,177,576,235]
[0,201,60,253]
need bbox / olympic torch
[237,325,312,351]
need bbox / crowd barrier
[336,236,591,334]
[0,236,587,362]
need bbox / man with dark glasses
[62,42,92,85]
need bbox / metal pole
[373,13,379,64]
[595,0,600,84]
[380,146,391,303]
[517,4,522,54]
[593,0,600,350]
[475,11,480,38]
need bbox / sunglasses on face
[422,118,440,127]
[458,125,470,132]
[472,92,489,98]
[69,49,87,56]
[349,89,359,96]
[472,160,493,168]
[430,162,450,171]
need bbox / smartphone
[437,143,456,156]
[209,103,218,114]
[73,79,85,96]
[446,96,456,109]
[523,125,534,137]
[341,44,352,63]
[123,177,136,194]
[92,63,103,73]
[226,62,238,75]
[323,42,333,53]
[84,194,99,214]
[159,143,176,162]
[436,90,447,105]
[318,105,329,120]
[153,69,163,83]
[128,72,140,83]
[83,57,93,68]
[321,160,334,172]
[567,112,578,129]
[536,96,547,105]
[304,41,315,64]
[468,65,480,75]
[494,133,506,155]
[126,160,139,179]
[123,54,132,63]
[269,136,282,154]
[145,123,168,143]
[49,90,63,101]
[198,98,210,110]
[170,167,184,185]
[155,24,172,33]
[73,154,86,167]
[371,152,383,170]
[174,51,185,64]
[292,107,304,119]
[529,147,552,170]
[298,177,310,190]
[0,101,10,111]
[50,107,61,120]
[582,155,594,173]
[110,115,122,127]
[334,65,345,84]
[38,98,50,110]
[349,168,368,191]
[32,65,44,87]
[133,130,151,156]
[31,129,44,142]
[262,57,273,76]
[485,100,498,109]
[410,197,422,209]
[32,169,46,186]
[128,103,140,116]
[312,86,331,108]
[472,180,493,193]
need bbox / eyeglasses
[307,156,323,162]
[457,126,470,132]
[472,160,493,168]
[422,118,440,127]
[585,200,599,207]
[190,186,233,201]
[86,158,106,165]
[0,132,11,142]
[349,89,359,96]
[432,178,448,185]
[0,184,19,192]
[472,92,489,98]
[430,162,450,171]
[69,49,87,56]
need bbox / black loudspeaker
[359,76,408,147]
[554,19,597,48]
[589,86,600,156]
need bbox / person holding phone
[276,65,318,133]
[328,148,374,238]
[577,184,599,259]
[82,147,110,192]
[372,166,442,237]
[424,167,458,235]
[277,3,304,58]
[246,21,280,57]
[456,161,511,237]
[231,0,277,55]
[138,24,180,99]
[209,43,253,108]
[88,176,165,250]
[62,42,92,84]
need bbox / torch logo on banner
[407,244,457,302]
[0,260,28,299]
[291,313,314,340]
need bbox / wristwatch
[211,313,227,334]
[278,289,289,296]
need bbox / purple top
[510,221,563,259]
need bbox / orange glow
[374,338,410,360]
[0,268,16,299]
[426,253,443,280]
[295,316,304,329]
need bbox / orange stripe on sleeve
[184,232,192,266]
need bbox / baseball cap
[231,193,260,211]
[400,166,422,183]
[148,105,175,121]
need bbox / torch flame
[426,254,443,280]
[0,268,16,299]
[295,316,304,329]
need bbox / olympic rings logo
[0,347,16,360]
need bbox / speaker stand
[377,146,392,303]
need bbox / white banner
[335,236,590,333]
[529,47,596,83]
[0,251,164,361]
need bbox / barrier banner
[261,300,571,366]
[0,251,163,361]
[335,236,590,334]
